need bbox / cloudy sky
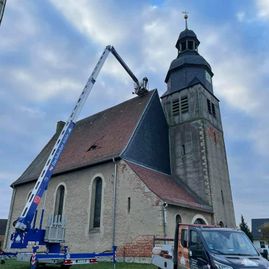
[1,0,269,227]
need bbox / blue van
[152,224,269,269]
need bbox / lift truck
[4,45,148,268]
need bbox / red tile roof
[127,161,212,212]
[13,91,155,186]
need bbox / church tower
[161,16,236,227]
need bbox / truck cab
[152,224,269,269]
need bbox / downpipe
[112,158,118,250]
[162,202,168,243]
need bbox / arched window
[54,185,65,217]
[194,218,206,224]
[176,214,182,224]
[91,177,102,228]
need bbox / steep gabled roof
[127,161,212,213]
[12,91,155,187]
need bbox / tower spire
[182,11,189,29]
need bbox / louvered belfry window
[207,99,212,114]
[181,96,189,113]
[172,99,180,116]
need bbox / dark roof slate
[122,91,170,174]
[127,161,212,213]
[12,91,155,187]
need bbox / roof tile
[12,91,154,186]
[127,161,212,212]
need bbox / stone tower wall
[162,84,235,227]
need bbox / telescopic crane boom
[12,45,148,245]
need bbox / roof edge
[11,156,121,188]
[161,82,219,101]
[165,199,213,213]
[125,160,212,214]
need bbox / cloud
[257,0,269,19]
[18,106,45,119]
[48,0,129,46]
[2,68,81,102]
[236,11,246,22]
[0,2,39,50]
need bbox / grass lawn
[1,260,156,269]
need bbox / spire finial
[182,11,189,29]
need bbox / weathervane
[182,11,189,29]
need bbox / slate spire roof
[162,23,214,97]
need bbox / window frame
[54,184,66,217]
[89,176,103,230]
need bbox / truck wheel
[29,257,41,269]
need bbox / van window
[190,230,207,260]
[181,229,188,247]
[190,230,200,246]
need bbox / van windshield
[201,230,258,256]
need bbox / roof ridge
[76,90,155,125]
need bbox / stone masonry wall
[162,84,235,227]
[6,158,214,262]
[6,160,164,260]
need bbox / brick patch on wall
[117,235,154,258]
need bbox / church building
[5,19,235,262]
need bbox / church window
[54,185,65,217]
[172,99,180,116]
[214,132,217,143]
[182,144,186,155]
[176,214,182,224]
[194,218,206,224]
[207,99,212,114]
[221,190,225,205]
[181,41,186,51]
[91,177,102,228]
[212,103,216,117]
[188,40,194,50]
[128,197,131,214]
[205,71,212,83]
[181,96,189,113]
